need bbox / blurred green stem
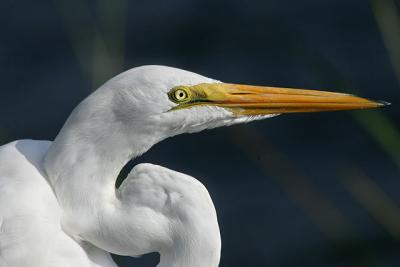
[370,0,400,85]
[56,0,126,90]
[92,0,126,89]
[353,110,400,169]
[229,126,355,242]
[342,166,400,239]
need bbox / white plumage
[0,140,118,267]
[0,65,382,266]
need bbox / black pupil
[179,92,184,98]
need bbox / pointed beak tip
[376,100,391,107]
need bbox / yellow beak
[184,83,388,116]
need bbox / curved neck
[44,109,159,234]
[43,91,220,267]
[43,87,160,234]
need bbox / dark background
[2,0,400,266]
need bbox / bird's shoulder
[0,139,52,203]
[0,140,53,213]
[0,140,116,267]
[0,139,51,168]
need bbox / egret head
[101,65,385,138]
[52,64,387,164]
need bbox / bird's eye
[175,89,187,100]
[168,87,191,103]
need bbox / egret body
[0,66,384,266]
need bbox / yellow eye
[168,87,191,103]
[174,89,188,101]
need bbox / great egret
[0,66,386,267]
